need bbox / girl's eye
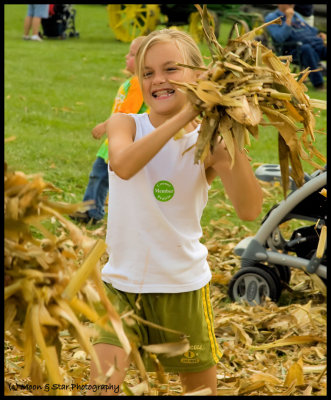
[143,71,152,78]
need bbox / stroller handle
[255,172,327,245]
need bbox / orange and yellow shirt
[97,75,148,162]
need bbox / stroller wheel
[69,31,79,38]
[273,264,291,284]
[228,265,281,305]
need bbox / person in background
[294,4,314,27]
[265,4,327,90]
[23,4,49,41]
[70,36,148,224]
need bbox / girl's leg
[88,343,130,396]
[179,365,217,395]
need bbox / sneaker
[31,34,43,41]
[23,35,30,40]
[69,211,99,225]
[69,211,90,223]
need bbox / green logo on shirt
[154,180,175,202]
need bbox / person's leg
[30,5,49,40]
[179,365,217,395]
[299,43,324,87]
[23,16,32,36]
[31,17,42,36]
[88,343,130,396]
[88,158,109,220]
[83,157,109,221]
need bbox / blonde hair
[131,35,146,49]
[123,36,146,76]
[135,29,204,87]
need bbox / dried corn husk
[173,5,326,197]
[316,224,327,259]
[4,164,117,393]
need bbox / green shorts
[93,282,222,373]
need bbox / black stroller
[228,164,327,305]
[41,4,79,39]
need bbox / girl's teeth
[154,90,174,98]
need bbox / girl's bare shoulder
[108,112,136,125]
[107,113,137,138]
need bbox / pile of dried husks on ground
[4,171,327,396]
[4,173,326,396]
[174,5,326,197]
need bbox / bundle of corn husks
[175,5,326,196]
[4,162,132,395]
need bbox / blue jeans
[293,43,327,87]
[83,157,109,220]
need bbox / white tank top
[101,113,212,293]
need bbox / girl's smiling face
[142,41,197,118]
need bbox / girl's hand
[92,121,107,139]
[181,101,201,124]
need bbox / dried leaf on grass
[284,358,305,387]
[250,334,326,350]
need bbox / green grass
[5,4,327,233]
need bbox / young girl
[89,29,263,395]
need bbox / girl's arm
[107,105,198,180]
[205,139,263,221]
[92,120,108,139]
